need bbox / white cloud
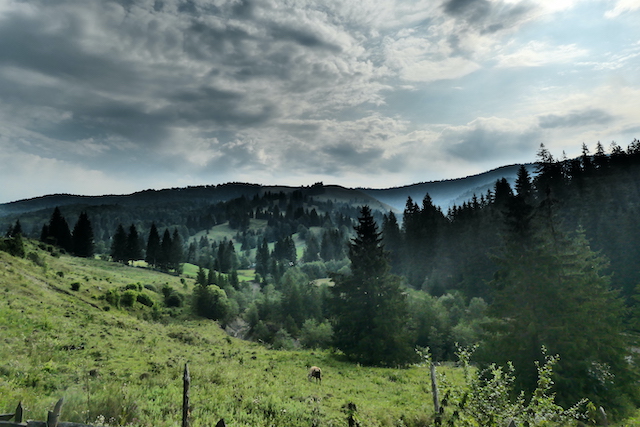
[605,0,640,18]
[495,41,588,67]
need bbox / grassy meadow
[0,241,457,427]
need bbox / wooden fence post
[430,363,441,426]
[15,402,23,423]
[183,364,190,427]
[47,398,64,427]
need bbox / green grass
[0,242,450,427]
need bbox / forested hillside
[3,140,640,423]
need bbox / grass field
[0,242,453,427]
[2,242,639,426]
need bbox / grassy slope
[0,242,456,427]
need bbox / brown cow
[308,366,322,383]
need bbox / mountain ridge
[1,164,532,217]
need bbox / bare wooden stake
[183,364,190,427]
[430,363,440,413]
[15,402,23,423]
[47,398,64,427]
[430,363,441,426]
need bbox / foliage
[436,346,590,427]
[331,206,415,366]
[0,233,25,258]
[482,190,639,415]
[71,212,95,258]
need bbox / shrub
[136,292,154,307]
[70,282,81,291]
[434,346,591,427]
[105,289,120,307]
[120,290,137,307]
[300,319,333,349]
[0,235,25,258]
[165,293,183,308]
[144,284,157,292]
[27,252,47,267]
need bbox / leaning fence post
[47,398,64,427]
[430,363,441,425]
[15,402,23,423]
[183,363,190,427]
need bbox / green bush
[70,282,81,291]
[105,289,120,307]
[136,292,154,307]
[165,293,183,308]
[120,290,137,307]
[300,319,333,349]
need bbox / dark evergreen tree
[482,196,638,415]
[158,229,173,271]
[145,223,161,267]
[6,219,22,238]
[382,211,403,274]
[126,224,142,263]
[302,233,320,262]
[110,224,128,263]
[45,207,73,252]
[72,212,95,258]
[402,194,447,287]
[170,228,184,271]
[330,206,414,366]
[255,238,270,278]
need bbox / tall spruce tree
[170,228,183,271]
[330,206,414,366]
[159,229,172,271]
[110,224,128,263]
[45,207,73,252]
[126,224,142,263]
[483,194,638,415]
[145,223,161,267]
[72,212,95,258]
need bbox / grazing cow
[308,366,322,383]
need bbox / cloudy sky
[0,0,639,203]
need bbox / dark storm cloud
[321,143,385,172]
[0,10,139,90]
[442,0,532,36]
[440,119,541,162]
[538,108,615,129]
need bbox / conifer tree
[46,207,73,252]
[159,229,172,271]
[330,206,414,366]
[6,219,22,238]
[110,224,128,263]
[145,223,161,267]
[72,212,95,258]
[255,238,270,278]
[170,228,184,271]
[302,233,320,262]
[126,224,142,263]
[483,195,638,414]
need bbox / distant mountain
[359,164,536,211]
[0,164,533,220]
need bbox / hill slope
[0,242,445,427]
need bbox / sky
[0,0,639,203]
